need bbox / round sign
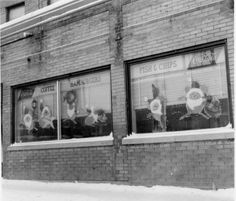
[150,99,162,115]
[186,88,205,111]
[23,114,33,130]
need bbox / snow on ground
[1,179,234,201]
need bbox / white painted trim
[0,0,109,38]
[8,134,113,151]
[122,127,234,145]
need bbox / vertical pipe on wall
[56,80,61,139]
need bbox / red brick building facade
[0,0,234,189]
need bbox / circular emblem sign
[150,99,162,115]
[23,114,33,130]
[186,88,205,111]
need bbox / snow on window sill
[8,133,113,151]
[122,126,234,145]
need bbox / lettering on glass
[41,85,55,93]
[131,56,184,79]
[70,76,101,88]
[18,88,35,100]
[139,61,178,74]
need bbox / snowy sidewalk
[1,179,234,201]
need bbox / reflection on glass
[60,71,112,139]
[15,82,57,142]
[130,46,230,134]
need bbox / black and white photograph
[0,0,234,200]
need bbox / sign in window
[129,46,231,133]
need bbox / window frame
[47,0,60,6]
[125,39,233,135]
[6,2,25,22]
[11,65,112,144]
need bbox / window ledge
[8,134,113,151]
[122,127,234,145]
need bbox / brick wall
[1,0,115,183]
[121,140,234,189]
[1,4,111,86]
[118,0,234,188]
[1,0,234,188]
[122,0,234,102]
[25,0,39,13]
[5,146,114,181]
[0,7,6,24]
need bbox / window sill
[8,134,113,151]
[122,127,234,145]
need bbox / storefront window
[130,46,230,134]
[15,82,57,142]
[14,70,112,143]
[60,71,112,139]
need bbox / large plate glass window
[129,46,231,133]
[14,70,112,143]
[15,82,57,142]
[60,71,112,139]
